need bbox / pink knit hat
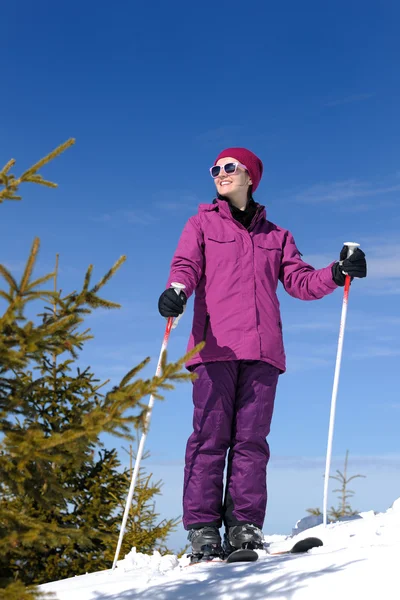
[214,147,264,192]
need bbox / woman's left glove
[332,247,367,286]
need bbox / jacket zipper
[203,313,210,341]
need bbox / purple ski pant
[183,360,279,530]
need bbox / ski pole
[112,282,186,570]
[322,242,359,527]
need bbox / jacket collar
[198,198,266,225]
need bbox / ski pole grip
[341,242,360,275]
[170,282,186,329]
[344,242,360,258]
[171,282,186,296]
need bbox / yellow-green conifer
[0,142,201,599]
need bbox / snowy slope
[39,498,400,600]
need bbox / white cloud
[91,213,112,223]
[153,190,199,211]
[195,125,244,144]
[351,346,400,359]
[286,313,400,336]
[123,210,159,225]
[373,316,400,326]
[364,242,400,280]
[368,263,400,279]
[294,179,400,204]
[302,241,400,282]
[286,321,336,332]
[365,280,400,295]
[270,454,400,470]
[324,93,374,107]
[91,210,159,226]
[375,335,399,342]
[339,200,397,213]
[286,355,332,372]
[301,252,334,269]
[157,202,194,211]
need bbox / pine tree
[0,142,202,599]
[306,507,322,517]
[328,449,366,519]
[306,450,366,520]
[108,444,181,562]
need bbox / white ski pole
[323,242,359,527]
[112,282,186,570]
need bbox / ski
[186,536,323,566]
[225,535,323,563]
[266,536,323,556]
[226,548,259,563]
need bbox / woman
[158,147,367,562]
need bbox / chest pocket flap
[206,231,237,264]
[207,232,236,244]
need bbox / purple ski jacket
[166,199,338,373]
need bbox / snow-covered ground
[40,498,400,600]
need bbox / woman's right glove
[158,288,187,317]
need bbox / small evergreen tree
[306,450,366,519]
[108,445,180,562]
[328,449,366,519]
[306,507,322,517]
[0,143,201,599]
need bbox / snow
[39,497,400,600]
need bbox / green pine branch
[0,139,75,204]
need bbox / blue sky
[1,1,400,551]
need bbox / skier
[157,147,367,561]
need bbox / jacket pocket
[255,243,282,278]
[206,233,237,264]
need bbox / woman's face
[214,156,252,198]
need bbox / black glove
[158,288,187,317]
[332,247,367,286]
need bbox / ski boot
[187,526,224,563]
[223,524,264,556]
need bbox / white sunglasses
[209,162,248,178]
